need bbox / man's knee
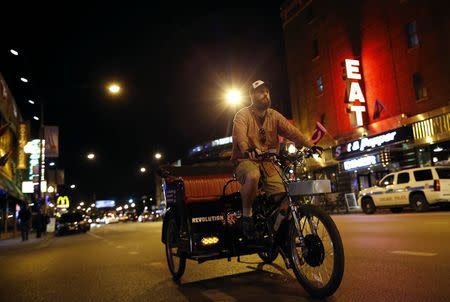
[245,170,260,185]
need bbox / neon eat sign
[345,59,367,127]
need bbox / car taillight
[434,179,440,191]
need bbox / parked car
[55,212,90,236]
[359,166,450,214]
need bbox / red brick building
[281,0,450,192]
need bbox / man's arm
[276,112,314,148]
[232,111,251,153]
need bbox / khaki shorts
[235,160,286,196]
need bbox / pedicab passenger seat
[182,175,240,204]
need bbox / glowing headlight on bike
[201,236,219,246]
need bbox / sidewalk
[0,232,53,250]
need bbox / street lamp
[154,153,162,160]
[87,153,95,160]
[70,184,76,189]
[140,167,146,173]
[107,83,121,95]
[226,89,242,105]
[10,49,19,56]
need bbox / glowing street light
[70,184,76,189]
[91,203,95,208]
[47,186,55,193]
[10,49,19,56]
[33,116,39,121]
[124,204,129,210]
[28,100,35,104]
[20,77,28,83]
[107,83,121,95]
[140,167,146,173]
[80,202,85,206]
[128,199,133,204]
[131,203,136,208]
[49,162,55,167]
[154,153,162,160]
[226,89,242,105]
[87,153,95,160]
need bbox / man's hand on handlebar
[305,145,324,158]
[245,148,262,160]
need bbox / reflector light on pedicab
[201,236,219,246]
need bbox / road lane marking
[391,250,437,257]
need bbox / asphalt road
[0,211,449,302]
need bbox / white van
[358,166,450,214]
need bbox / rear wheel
[165,219,186,281]
[410,193,429,212]
[361,197,376,214]
[288,205,344,298]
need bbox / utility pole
[37,103,44,208]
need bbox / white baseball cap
[250,80,270,92]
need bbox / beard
[254,98,271,110]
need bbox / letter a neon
[348,82,366,103]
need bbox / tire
[410,193,429,212]
[258,248,279,264]
[288,205,345,298]
[165,219,186,281]
[390,207,403,214]
[361,197,376,214]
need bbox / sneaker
[238,216,256,239]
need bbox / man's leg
[262,163,288,231]
[236,160,260,217]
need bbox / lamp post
[225,89,242,136]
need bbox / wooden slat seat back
[182,175,240,204]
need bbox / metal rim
[291,214,335,289]
[166,221,181,274]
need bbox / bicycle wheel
[288,205,344,298]
[165,219,186,281]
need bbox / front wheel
[288,205,345,298]
[165,219,186,281]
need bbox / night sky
[1,1,291,202]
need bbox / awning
[0,175,26,201]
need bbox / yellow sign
[56,196,70,208]
[18,123,29,169]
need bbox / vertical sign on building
[44,126,59,158]
[18,123,29,169]
[344,59,368,127]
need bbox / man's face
[252,86,271,110]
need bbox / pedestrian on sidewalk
[18,204,31,241]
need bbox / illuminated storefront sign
[343,155,378,171]
[344,59,367,127]
[95,200,116,208]
[23,139,46,192]
[333,126,414,159]
[57,196,70,208]
[18,123,29,170]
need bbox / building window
[316,76,324,94]
[412,72,427,100]
[312,38,319,59]
[406,21,419,48]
